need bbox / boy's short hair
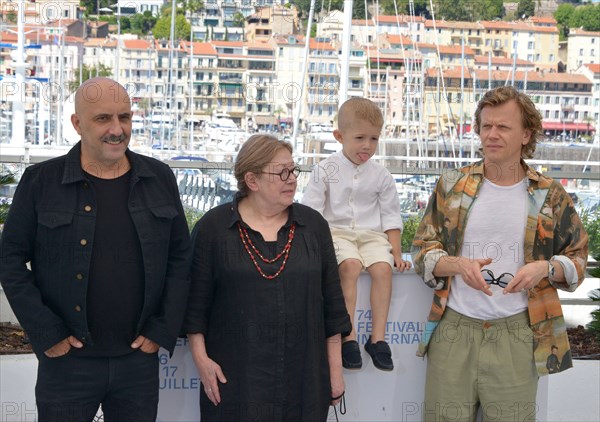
[336,97,384,131]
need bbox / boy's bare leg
[338,258,363,341]
[367,262,392,343]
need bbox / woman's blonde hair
[474,86,542,159]
[234,134,293,196]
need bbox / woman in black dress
[183,134,351,421]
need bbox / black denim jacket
[0,142,191,356]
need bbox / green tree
[380,0,431,18]
[351,0,368,19]
[153,13,191,40]
[120,16,131,31]
[517,0,536,18]
[80,0,111,16]
[68,64,112,93]
[185,0,205,14]
[571,4,600,32]
[471,0,504,21]
[232,11,246,28]
[130,11,157,36]
[434,0,472,21]
[554,3,574,40]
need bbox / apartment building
[421,18,559,71]
[345,14,425,47]
[422,67,595,137]
[0,0,81,25]
[244,42,277,127]
[115,0,164,17]
[246,4,299,42]
[473,54,535,72]
[480,20,559,71]
[575,63,600,127]
[270,34,305,126]
[304,38,338,125]
[567,29,600,72]
[82,38,118,76]
[189,0,246,42]
[180,41,219,116]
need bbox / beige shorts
[330,227,393,269]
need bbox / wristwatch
[547,260,555,280]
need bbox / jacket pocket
[38,211,74,228]
[149,205,178,220]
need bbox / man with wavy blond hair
[412,86,588,421]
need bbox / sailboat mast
[291,0,317,151]
[338,0,354,106]
[11,0,26,145]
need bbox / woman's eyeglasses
[262,167,302,181]
[481,269,514,288]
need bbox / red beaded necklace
[237,222,296,280]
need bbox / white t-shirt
[301,151,403,232]
[448,177,529,319]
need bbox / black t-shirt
[77,171,145,356]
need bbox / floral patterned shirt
[412,160,588,375]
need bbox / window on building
[579,49,584,55]
[528,41,534,49]
[554,110,559,119]
[545,110,550,118]
[554,96,560,104]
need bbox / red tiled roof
[181,41,218,55]
[480,20,558,34]
[309,39,335,50]
[584,64,600,74]
[124,40,151,50]
[386,34,413,46]
[375,14,424,24]
[529,16,557,25]
[210,40,244,47]
[569,29,600,37]
[474,55,533,66]
[438,45,475,55]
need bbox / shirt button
[82,182,89,189]
[75,305,81,312]
[76,273,83,280]
[84,205,92,212]
[80,239,88,246]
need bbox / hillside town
[0,0,599,146]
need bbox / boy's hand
[393,253,412,272]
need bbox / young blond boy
[302,98,411,370]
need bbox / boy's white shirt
[301,151,403,233]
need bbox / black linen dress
[183,197,351,422]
